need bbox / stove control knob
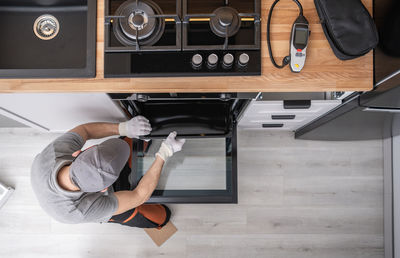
[191,54,203,69]
[222,53,234,69]
[238,53,250,67]
[207,54,219,69]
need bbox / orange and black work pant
[108,137,171,228]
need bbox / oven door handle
[127,93,234,102]
[124,93,260,101]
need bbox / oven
[110,93,258,203]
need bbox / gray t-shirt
[31,132,118,224]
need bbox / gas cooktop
[104,0,261,77]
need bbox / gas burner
[210,7,241,38]
[113,0,165,46]
[128,11,148,31]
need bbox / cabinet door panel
[0,93,127,132]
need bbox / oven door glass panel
[137,138,227,190]
[131,131,237,203]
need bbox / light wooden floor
[0,128,384,258]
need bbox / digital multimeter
[289,16,310,72]
[267,0,310,73]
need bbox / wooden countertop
[0,0,373,93]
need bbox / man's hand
[156,131,186,161]
[118,116,152,139]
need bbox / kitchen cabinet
[238,93,341,131]
[0,93,127,132]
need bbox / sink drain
[33,14,60,40]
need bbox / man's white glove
[118,116,152,139]
[156,131,186,161]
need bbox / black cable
[293,0,303,16]
[267,0,304,69]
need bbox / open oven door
[110,93,255,203]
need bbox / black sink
[0,0,96,78]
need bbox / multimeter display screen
[295,28,308,45]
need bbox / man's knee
[108,204,171,229]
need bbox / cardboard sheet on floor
[144,221,177,247]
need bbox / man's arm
[112,156,165,215]
[69,123,119,142]
[112,131,185,215]
[69,116,152,142]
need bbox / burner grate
[182,0,260,51]
[105,0,182,52]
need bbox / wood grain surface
[0,0,373,93]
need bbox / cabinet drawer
[240,113,314,124]
[245,100,340,115]
[239,121,310,131]
[238,100,341,131]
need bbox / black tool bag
[314,0,379,60]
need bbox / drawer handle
[262,124,284,128]
[271,115,296,120]
[284,100,311,109]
